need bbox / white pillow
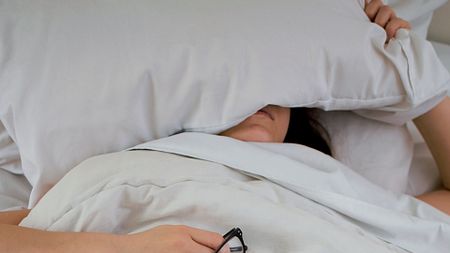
[319,111,414,194]
[0,122,30,211]
[332,0,448,193]
[0,121,22,175]
[0,169,31,211]
[0,0,448,206]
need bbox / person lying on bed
[0,2,448,253]
[221,100,450,216]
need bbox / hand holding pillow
[365,0,411,40]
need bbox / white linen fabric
[0,121,21,174]
[336,0,449,194]
[0,0,449,207]
[407,139,441,195]
[353,29,449,124]
[0,169,31,211]
[0,121,31,210]
[319,111,414,193]
[21,133,450,253]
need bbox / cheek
[233,124,275,142]
[220,119,276,142]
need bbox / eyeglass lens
[227,236,245,252]
[214,228,247,253]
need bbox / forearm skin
[413,97,450,189]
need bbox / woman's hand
[122,225,227,253]
[364,0,411,40]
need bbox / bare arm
[0,210,122,253]
[413,97,450,189]
[0,210,224,253]
[413,97,450,215]
[0,224,124,253]
[416,190,450,215]
[0,209,30,225]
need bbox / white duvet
[20,133,450,253]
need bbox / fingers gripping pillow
[386,0,448,38]
[0,0,449,206]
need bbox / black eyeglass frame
[214,227,248,253]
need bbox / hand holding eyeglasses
[215,227,248,253]
[118,225,248,253]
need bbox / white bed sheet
[21,132,450,253]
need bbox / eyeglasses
[214,227,248,253]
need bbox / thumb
[183,226,225,250]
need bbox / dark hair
[284,108,332,156]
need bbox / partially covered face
[220,105,290,143]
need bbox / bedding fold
[20,133,450,253]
